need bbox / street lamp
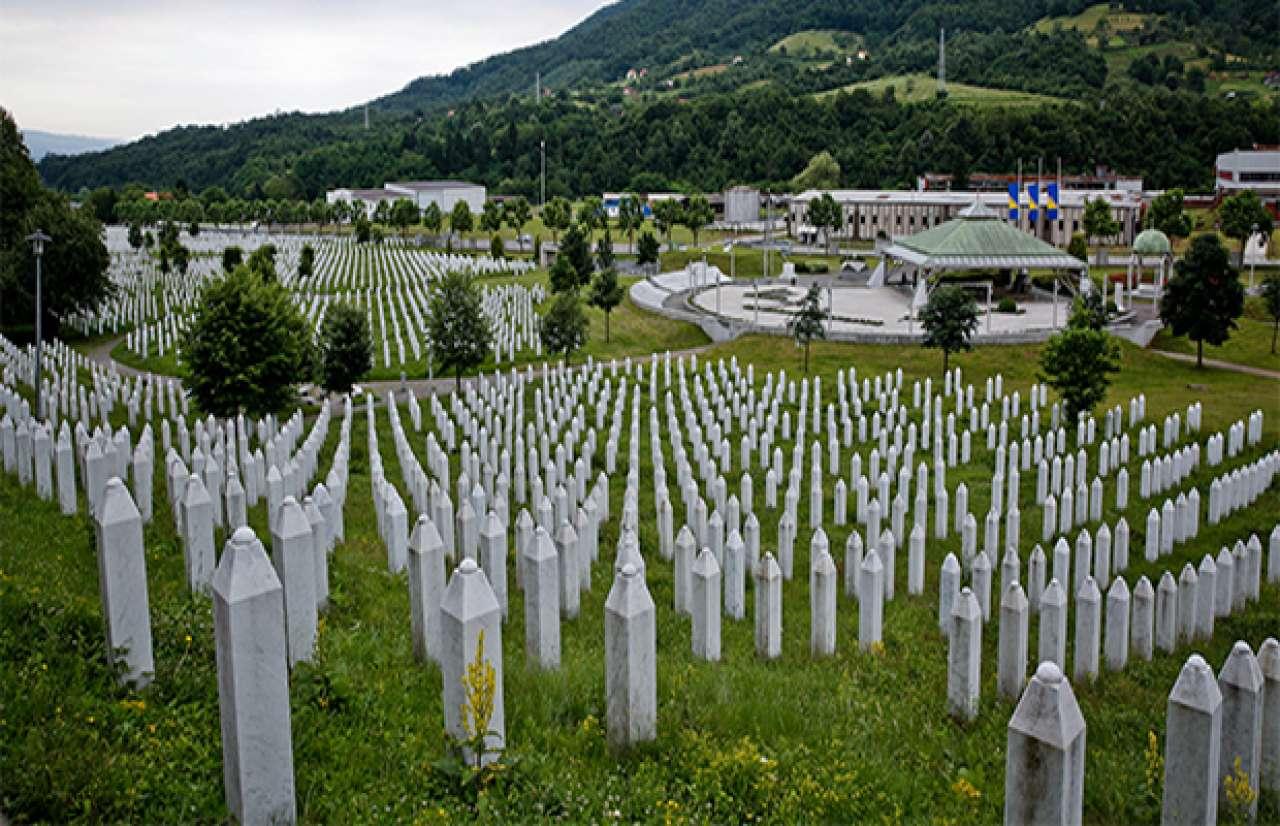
[26,229,51,420]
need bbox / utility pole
[938,28,946,97]
[535,71,541,102]
[364,104,369,130]
[540,140,546,208]
[26,230,51,420]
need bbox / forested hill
[36,0,1280,197]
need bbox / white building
[723,186,760,224]
[384,181,486,214]
[1214,147,1280,210]
[788,188,1143,247]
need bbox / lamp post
[26,229,51,420]
[540,141,546,208]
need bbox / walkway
[1149,350,1280,381]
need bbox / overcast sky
[1,0,607,139]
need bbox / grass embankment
[3,335,1278,822]
[1150,296,1280,372]
[819,74,1065,108]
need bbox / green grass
[768,29,862,57]
[1033,3,1155,36]
[819,73,1065,108]
[1149,296,1280,372]
[3,335,1278,822]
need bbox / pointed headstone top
[214,527,282,604]
[1169,654,1222,712]
[99,477,140,525]
[1009,661,1086,749]
[1219,641,1264,691]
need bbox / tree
[298,244,315,278]
[480,199,504,234]
[542,197,571,243]
[421,202,443,240]
[188,220,200,237]
[1159,233,1245,367]
[222,246,243,272]
[171,243,190,275]
[390,198,420,238]
[595,228,614,271]
[540,290,588,362]
[1218,190,1274,252]
[373,200,390,226]
[1071,288,1107,331]
[84,187,118,224]
[354,215,372,244]
[558,222,593,288]
[576,196,605,231]
[428,270,492,388]
[548,254,578,294]
[652,200,683,251]
[319,301,372,394]
[504,196,531,251]
[450,201,474,238]
[788,284,827,373]
[805,193,843,254]
[1066,233,1088,262]
[588,266,625,342]
[247,244,277,281]
[1083,197,1119,244]
[128,222,144,250]
[1146,188,1192,239]
[1260,274,1280,354]
[490,235,505,259]
[921,284,979,375]
[179,266,309,417]
[792,150,841,191]
[636,231,660,268]
[682,195,713,247]
[1039,326,1121,421]
[617,195,644,253]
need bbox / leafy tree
[682,195,713,247]
[390,198,420,237]
[428,270,492,388]
[1159,233,1244,367]
[84,187,118,224]
[1146,188,1192,238]
[792,150,841,191]
[421,202,444,238]
[921,284,979,375]
[222,246,243,272]
[490,235,505,259]
[298,244,315,278]
[558,222,594,288]
[373,200,390,225]
[576,196,605,231]
[319,301,372,394]
[159,244,171,275]
[539,290,588,362]
[1260,274,1280,354]
[450,201,475,237]
[617,195,644,253]
[1083,197,1119,243]
[188,220,200,237]
[128,222,144,250]
[1071,288,1107,330]
[1040,323,1121,421]
[652,200,683,251]
[370,224,385,245]
[354,215,372,244]
[636,231,660,267]
[247,244,277,281]
[171,243,190,275]
[480,199,505,234]
[1218,190,1274,251]
[588,266,625,342]
[504,196,531,250]
[788,284,827,373]
[542,197,571,243]
[805,193,843,254]
[179,266,309,417]
[548,254,578,294]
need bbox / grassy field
[3,331,1278,822]
[1150,296,1280,372]
[818,73,1065,108]
[768,29,862,57]
[1033,3,1156,37]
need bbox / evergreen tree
[428,270,492,388]
[128,222,144,250]
[1260,274,1280,355]
[180,266,310,417]
[1218,190,1274,252]
[636,231,660,267]
[617,195,644,253]
[682,195,713,247]
[788,284,827,373]
[1159,233,1244,367]
[540,290,588,362]
[222,246,243,272]
[421,202,444,239]
[319,301,372,394]
[558,222,593,287]
[921,284,979,375]
[588,267,625,342]
[595,228,614,271]
[298,244,315,278]
[1145,188,1192,238]
[246,244,277,281]
[542,197,571,243]
[450,201,474,237]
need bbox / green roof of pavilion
[884,201,1087,270]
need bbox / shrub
[997,297,1017,313]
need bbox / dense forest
[35,0,1280,198]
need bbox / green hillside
[769,29,864,57]
[817,73,1065,108]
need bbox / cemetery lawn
[3,336,1278,822]
[1149,296,1280,373]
